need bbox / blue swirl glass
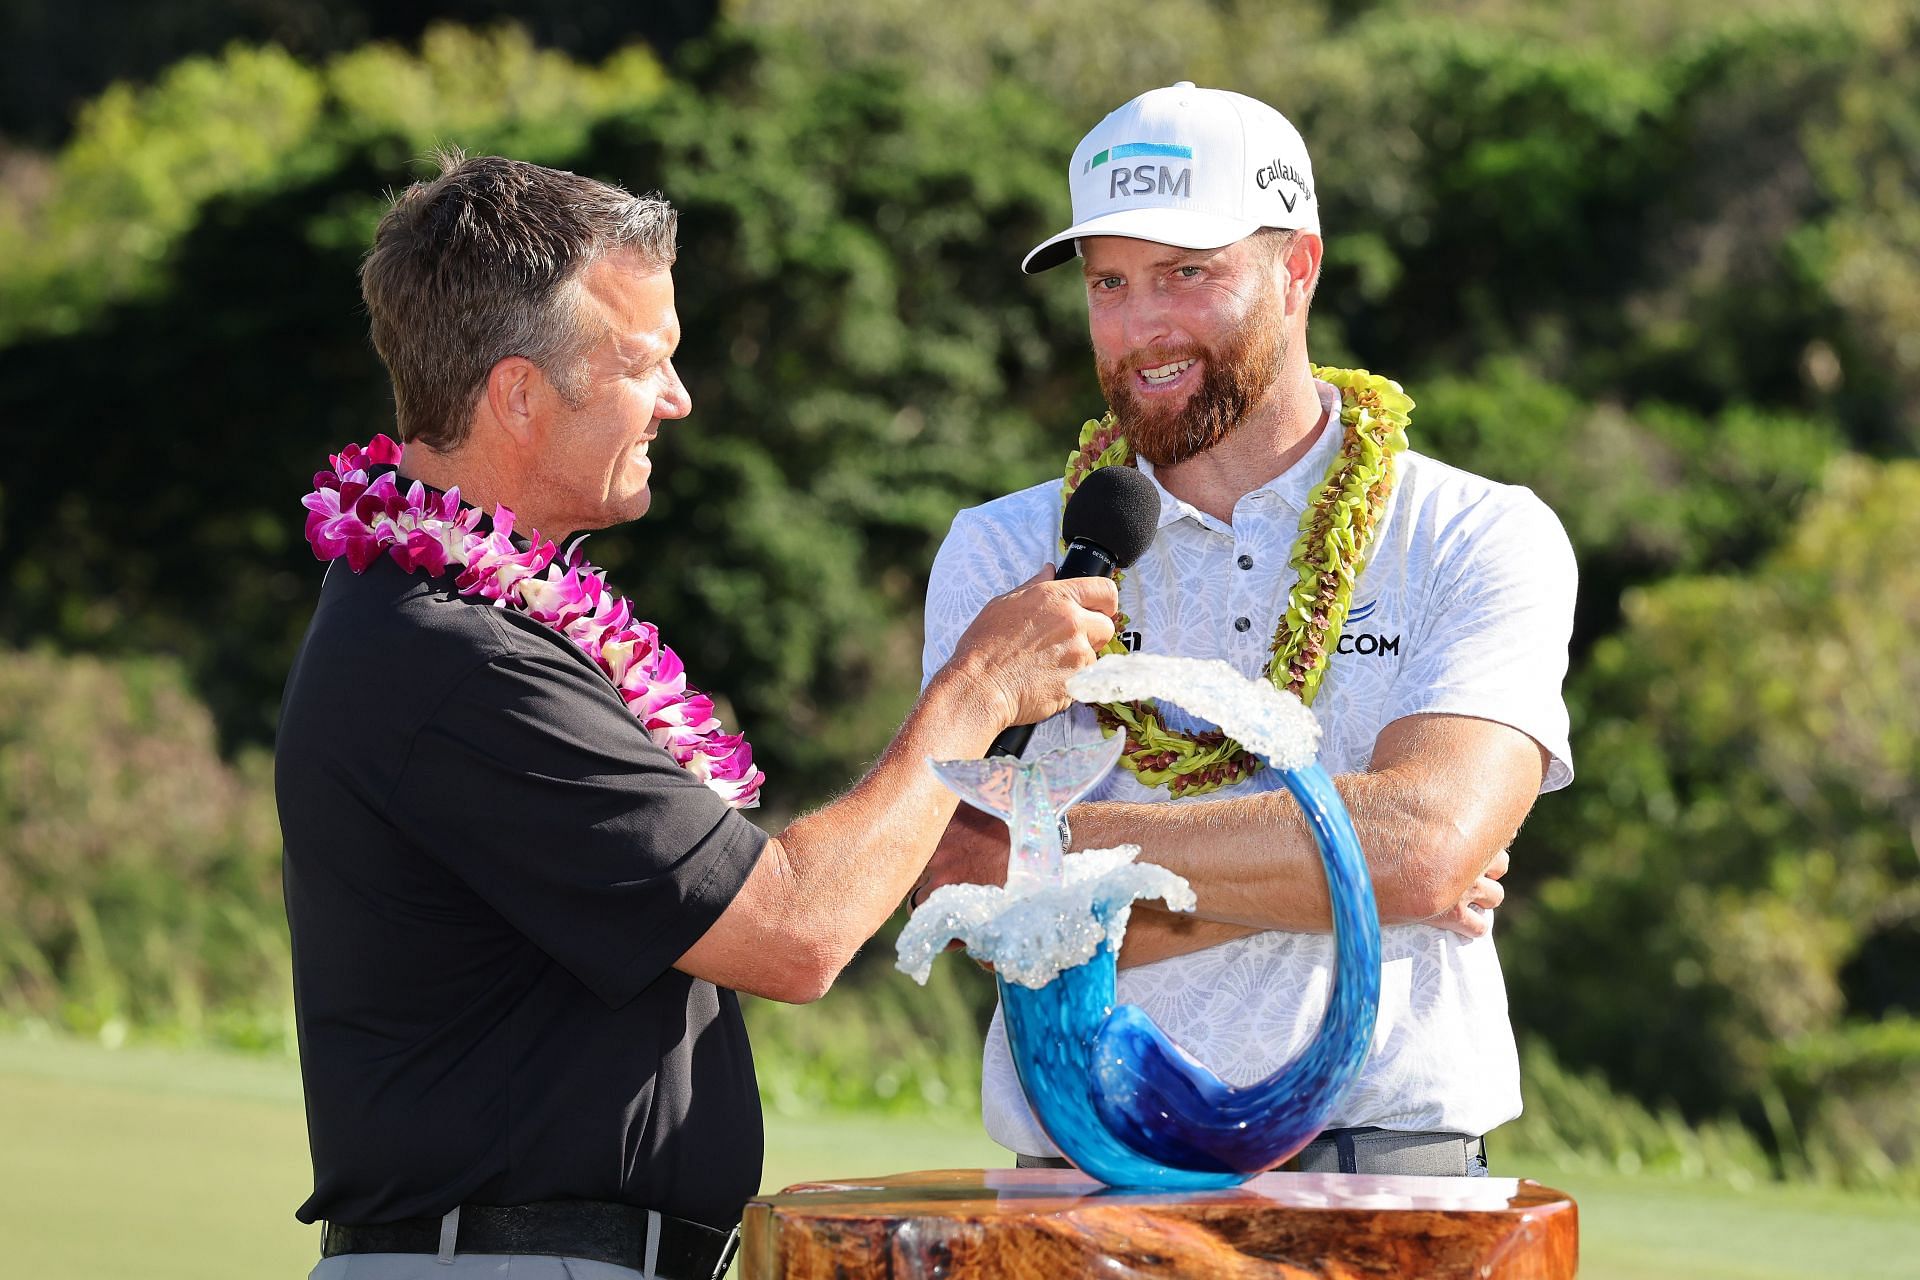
[999,760,1381,1187]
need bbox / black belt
[321,1200,739,1280]
[1284,1127,1486,1175]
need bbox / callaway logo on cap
[1023,82,1319,274]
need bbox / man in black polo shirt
[276,152,1116,1280]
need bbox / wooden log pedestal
[740,1167,1577,1280]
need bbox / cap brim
[1022,208,1266,274]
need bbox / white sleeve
[1383,489,1577,792]
[921,505,1044,691]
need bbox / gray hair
[360,148,678,450]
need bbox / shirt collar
[1132,378,1343,531]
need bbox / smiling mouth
[1136,357,1197,391]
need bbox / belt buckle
[709,1225,741,1280]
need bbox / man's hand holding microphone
[675,536,1122,1001]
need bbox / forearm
[1074,769,1494,934]
[678,569,1116,1000]
[1117,907,1265,968]
[769,670,1003,979]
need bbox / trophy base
[741,1166,1577,1279]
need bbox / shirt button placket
[1232,545,1257,651]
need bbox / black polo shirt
[276,553,768,1231]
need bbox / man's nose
[1119,291,1176,353]
[658,360,692,420]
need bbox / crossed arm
[916,711,1547,968]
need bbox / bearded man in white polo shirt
[915,83,1577,1177]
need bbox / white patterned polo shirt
[921,378,1577,1156]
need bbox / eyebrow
[616,329,678,367]
[1082,248,1209,279]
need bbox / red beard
[1098,296,1287,467]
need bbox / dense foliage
[0,1,715,145]
[2,1,1916,1188]
[0,651,284,1046]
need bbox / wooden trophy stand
[740,1167,1577,1279]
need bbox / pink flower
[635,642,686,688]
[647,695,722,761]
[622,674,688,721]
[301,482,386,572]
[517,564,604,629]
[309,516,384,572]
[352,471,407,528]
[598,623,660,686]
[561,591,632,657]
[456,506,557,604]
[330,434,402,475]
[384,482,478,574]
[388,524,454,575]
[694,735,764,808]
[618,637,686,704]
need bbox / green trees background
[1,0,1914,1188]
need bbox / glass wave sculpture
[897,654,1381,1188]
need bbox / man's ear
[1285,232,1324,311]
[482,356,541,446]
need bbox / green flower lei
[1061,365,1413,796]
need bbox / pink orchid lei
[302,435,764,808]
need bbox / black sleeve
[387,645,767,1008]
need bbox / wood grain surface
[741,1167,1577,1279]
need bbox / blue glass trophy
[898,654,1381,1188]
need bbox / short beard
[1097,290,1288,467]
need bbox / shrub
[0,650,286,1046]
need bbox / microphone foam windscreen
[1061,465,1159,569]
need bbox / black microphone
[986,464,1160,759]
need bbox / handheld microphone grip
[985,724,1036,760]
[978,463,1158,760]
[985,537,1118,759]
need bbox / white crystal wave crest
[1067,653,1321,772]
[895,846,1195,990]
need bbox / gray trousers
[310,1256,645,1279]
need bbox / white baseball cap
[1023,82,1320,274]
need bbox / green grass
[3,1030,1915,1279]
